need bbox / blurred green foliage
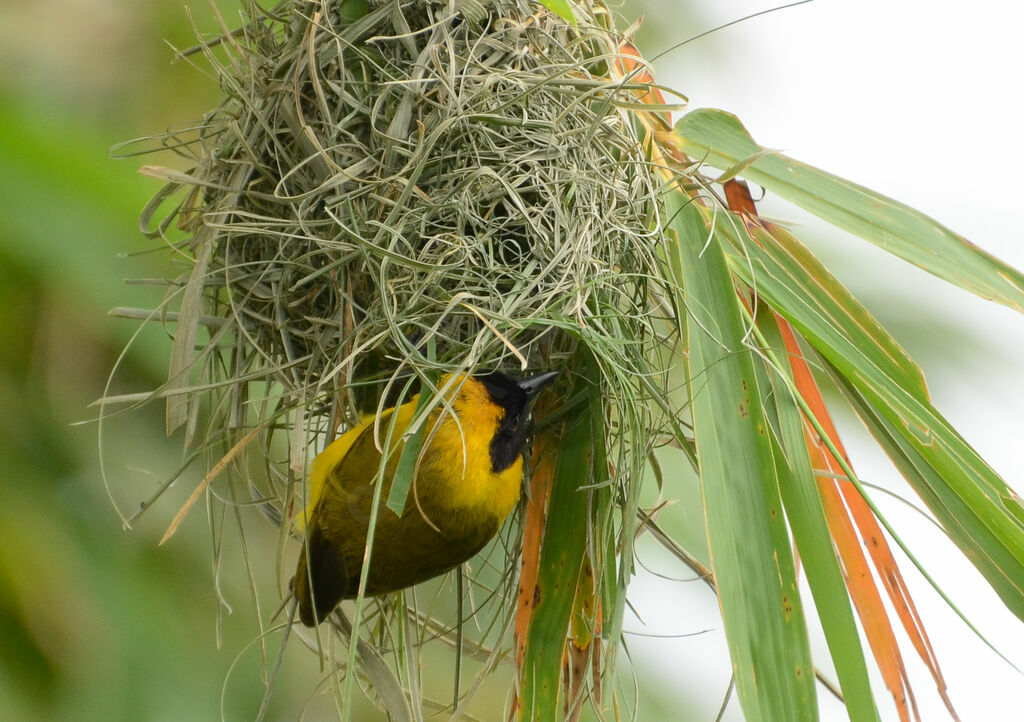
[0,2,293,718]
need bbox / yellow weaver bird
[292,370,559,626]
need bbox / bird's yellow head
[443,370,559,473]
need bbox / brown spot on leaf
[739,402,748,417]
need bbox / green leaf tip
[536,0,577,26]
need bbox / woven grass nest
[150,0,666,406]
[128,0,680,712]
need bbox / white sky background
[621,1,1024,720]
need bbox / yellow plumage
[292,371,556,626]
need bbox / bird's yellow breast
[430,373,523,518]
[295,374,523,536]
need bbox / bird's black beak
[516,370,560,399]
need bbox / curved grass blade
[166,236,211,436]
[385,368,440,516]
[669,108,1024,313]
[666,190,816,722]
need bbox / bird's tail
[293,523,350,626]
[292,547,317,627]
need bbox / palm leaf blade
[667,192,816,721]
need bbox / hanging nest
[148,0,666,409]
[117,0,682,715]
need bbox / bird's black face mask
[478,371,558,473]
